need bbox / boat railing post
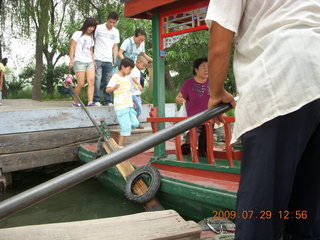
[189,127,199,163]
[205,121,215,164]
[223,116,235,167]
[174,133,183,161]
[149,107,158,133]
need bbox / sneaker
[94,102,101,107]
[72,102,81,107]
[106,103,114,106]
[87,102,99,107]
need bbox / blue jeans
[132,94,142,117]
[94,60,113,104]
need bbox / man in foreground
[206,1,320,239]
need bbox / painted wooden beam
[124,0,178,18]
[152,10,166,157]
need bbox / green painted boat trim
[151,154,241,174]
[160,177,237,209]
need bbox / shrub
[6,76,29,97]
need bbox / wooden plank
[102,141,164,211]
[0,210,201,240]
[0,127,99,154]
[102,141,135,178]
[0,101,154,135]
[0,145,80,173]
[0,108,116,134]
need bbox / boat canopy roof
[122,0,208,19]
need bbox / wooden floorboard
[0,210,201,240]
[0,127,99,154]
[0,145,79,173]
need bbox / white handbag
[176,102,187,117]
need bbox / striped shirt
[107,73,133,110]
[206,0,320,143]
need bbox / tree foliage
[165,31,210,91]
[6,75,29,96]
[2,0,236,100]
[19,63,69,90]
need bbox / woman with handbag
[175,58,209,157]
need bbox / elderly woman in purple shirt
[175,57,209,157]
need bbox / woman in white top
[69,18,98,107]
[118,28,153,64]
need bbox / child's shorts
[115,107,139,136]
[74,61,94,73]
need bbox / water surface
[0,163,144,228]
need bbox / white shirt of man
[120,37,145,63]
[130,66,141,96]
[94,23,120,62]
[107,73,133,110]
[206,0,320,143]
[71,31,94,63]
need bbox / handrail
[0,103,233,220]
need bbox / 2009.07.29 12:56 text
[212,210,308,220]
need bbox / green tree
[165,31,210,91]
[73,0,122,23]
[164,31,236,95]
[33,0,51,100]
[8,0,51,100]
[19,64,35,84]
[6,0,84,98]
[19,63,69,90]
[43,0,77,95]
[0,0,4,60]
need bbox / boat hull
[77,143,238,221]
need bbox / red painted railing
[147,107,240,166]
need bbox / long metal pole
[0,103,232,220]
[66,82,100,132]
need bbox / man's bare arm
[208,21,235,110]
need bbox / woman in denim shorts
[69,18,98,107]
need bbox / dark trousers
[235,99,320,240]
[93,60,113,104]
[181,125,207,157]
